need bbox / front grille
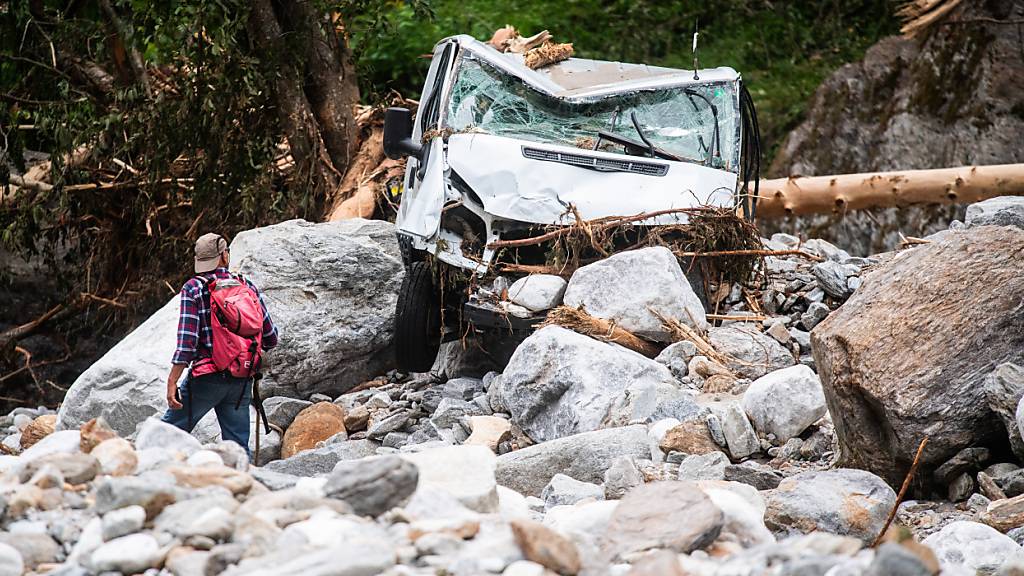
[522,147,668,177]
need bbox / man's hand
[166,364,186,410]
[166,380,183,410]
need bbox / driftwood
[756,164,1024,218]
[872,436,930,547]
[543,306,661,358]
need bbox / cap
[194,233,228,273]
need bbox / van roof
[446,34,739,99]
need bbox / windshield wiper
[629,111,657,159]
[684,88,721,168]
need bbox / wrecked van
[384,34,761,371]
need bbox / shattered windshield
[445,55,740,172]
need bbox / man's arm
[167,284,199,409]
[250,281,279,350]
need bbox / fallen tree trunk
[756,163,1024,218]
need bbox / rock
[602,481,723,559]
[867,542,937,576]
[496,426,651,497]
[985,363,1024,458]
[261,438,379,476]
[430,397,485,433]
[366,410,411,439]
[0,533,58,570]
[812,226,1024,489]
[742,365,827,444]
[94,475,181,519]
[508,274,568,312]
[800,302,830,331]
[249,468,300,491]
[510,519,581,575]
[135,417,202,455]
[167,464,253,495]
[19,429,80,464]
[79,417,117,453]
[20,452,99,485]
[812,260,854,299]
[89,533,164,574]
[967,197,1024,229]
[402,445,499,512]
[343,405,370,432]
[562,246,707,340]
[541,474,604,510]
[923,521,1021,575]
[503,560,548,576]
[501,326,676,443]
[155,495,240,537]
[696,480,774,548]
[764,468,896,542]
[465,416,512,451]
[263,397,313,431]
[724,463,784,490]
[0,543,22,576]
[91,437,138,476]
[655,341,698,380]
[281,402,346,459]
[766,321,791,345]
[626,550,686,576]
[57,220,404,436]
[324,455,418,517]
[678,452,729,482]
[934,447,991,485]
[604,457,643,500]
[708,326,795,379]
[19,414,56,449]
[703,399,760,459]
[658,420,720,455]
[101,505,147,541]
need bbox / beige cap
[194,233,228,273]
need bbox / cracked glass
[445,55,741,172]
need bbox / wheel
[682,262,710,311]
[394,261,442,372]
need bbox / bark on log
[756,164,1024,219]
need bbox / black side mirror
[383,107,423,160]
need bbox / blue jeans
[161,371,252,454]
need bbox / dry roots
[542,306,660,358]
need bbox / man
[162,233,279,452]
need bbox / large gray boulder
[985,363,1024,459]
[966,196,1024,229]
[812,226,1024,490]
[500,326,679,442]
[496,426,651,497]
[562,246,707,340]
[57,219,403,436]
[741,365,827,444]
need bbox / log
[755,164,1024,219]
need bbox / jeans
[161,371,252,454]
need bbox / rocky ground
[0,198,1022,575]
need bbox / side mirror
[383,107,423,160]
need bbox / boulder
[966,196,1024,229]
[135,417,202,456]
[741,365,827,443]
[702,399,760,460]
[401,445,499,513]
[985,363,1024,459]
[508,274,567,312]
[324,455,418,517]
[501,326,677,442]
[562,246,707,340]
[263,397,313,431]
[541,474,604,510]
[603,457,643,499]
[922,521,1020,575]
[602,481,723,559]
[261,438,379,476]
[812,226,1024,489]
[56,219,404,436]
[658,420,720,455]
[280,402,346,459]
[764,468,896,543]
[496,426,651,497]
[677,452,729,482]
[696,480,774,548]
[708,326,795,379]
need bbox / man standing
[162,233,279,452]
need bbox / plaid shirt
[172,267,279,366]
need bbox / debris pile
[4,196,1024,574]
[487,26,575,70]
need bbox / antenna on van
[692,20,700,80]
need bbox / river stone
[0,543,22,576]
[602,481,723,559]
[742,364,827,443]
[0,533,58,571]
[101,505,147,541]
[281,402,346,459]
[56,219,404,436]
[541,474,604,510]
[91,437,138,476]
[703,399,760,459]
[764,468,896,542]
[263,397,313,431]
[678,452,729,482]
[89,533,163,574]
[812,226,1024,490]
[508,274,567,312]
[324,455,418,517]
[501,326,677,442]
[94,475,183,519]
[562,246,707,341]
[985,363,1024,459]
[966,196,1024,229]
[923,521,1021,575]
[708,326,795,379]
[20,452,99,485]
[697,480,775,548]
[496,425,651,497]
[135,417,202,455]
[401,445,498,513]
[261,438,380,476]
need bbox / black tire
[394,261,442,372]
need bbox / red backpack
[192,275,264,378]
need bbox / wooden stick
[487,207,708,249]
[706,314,767,322]
[543,306,661,358]
[673,248,823,261]
[756,164,1024,218]
[872,436,930,547]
